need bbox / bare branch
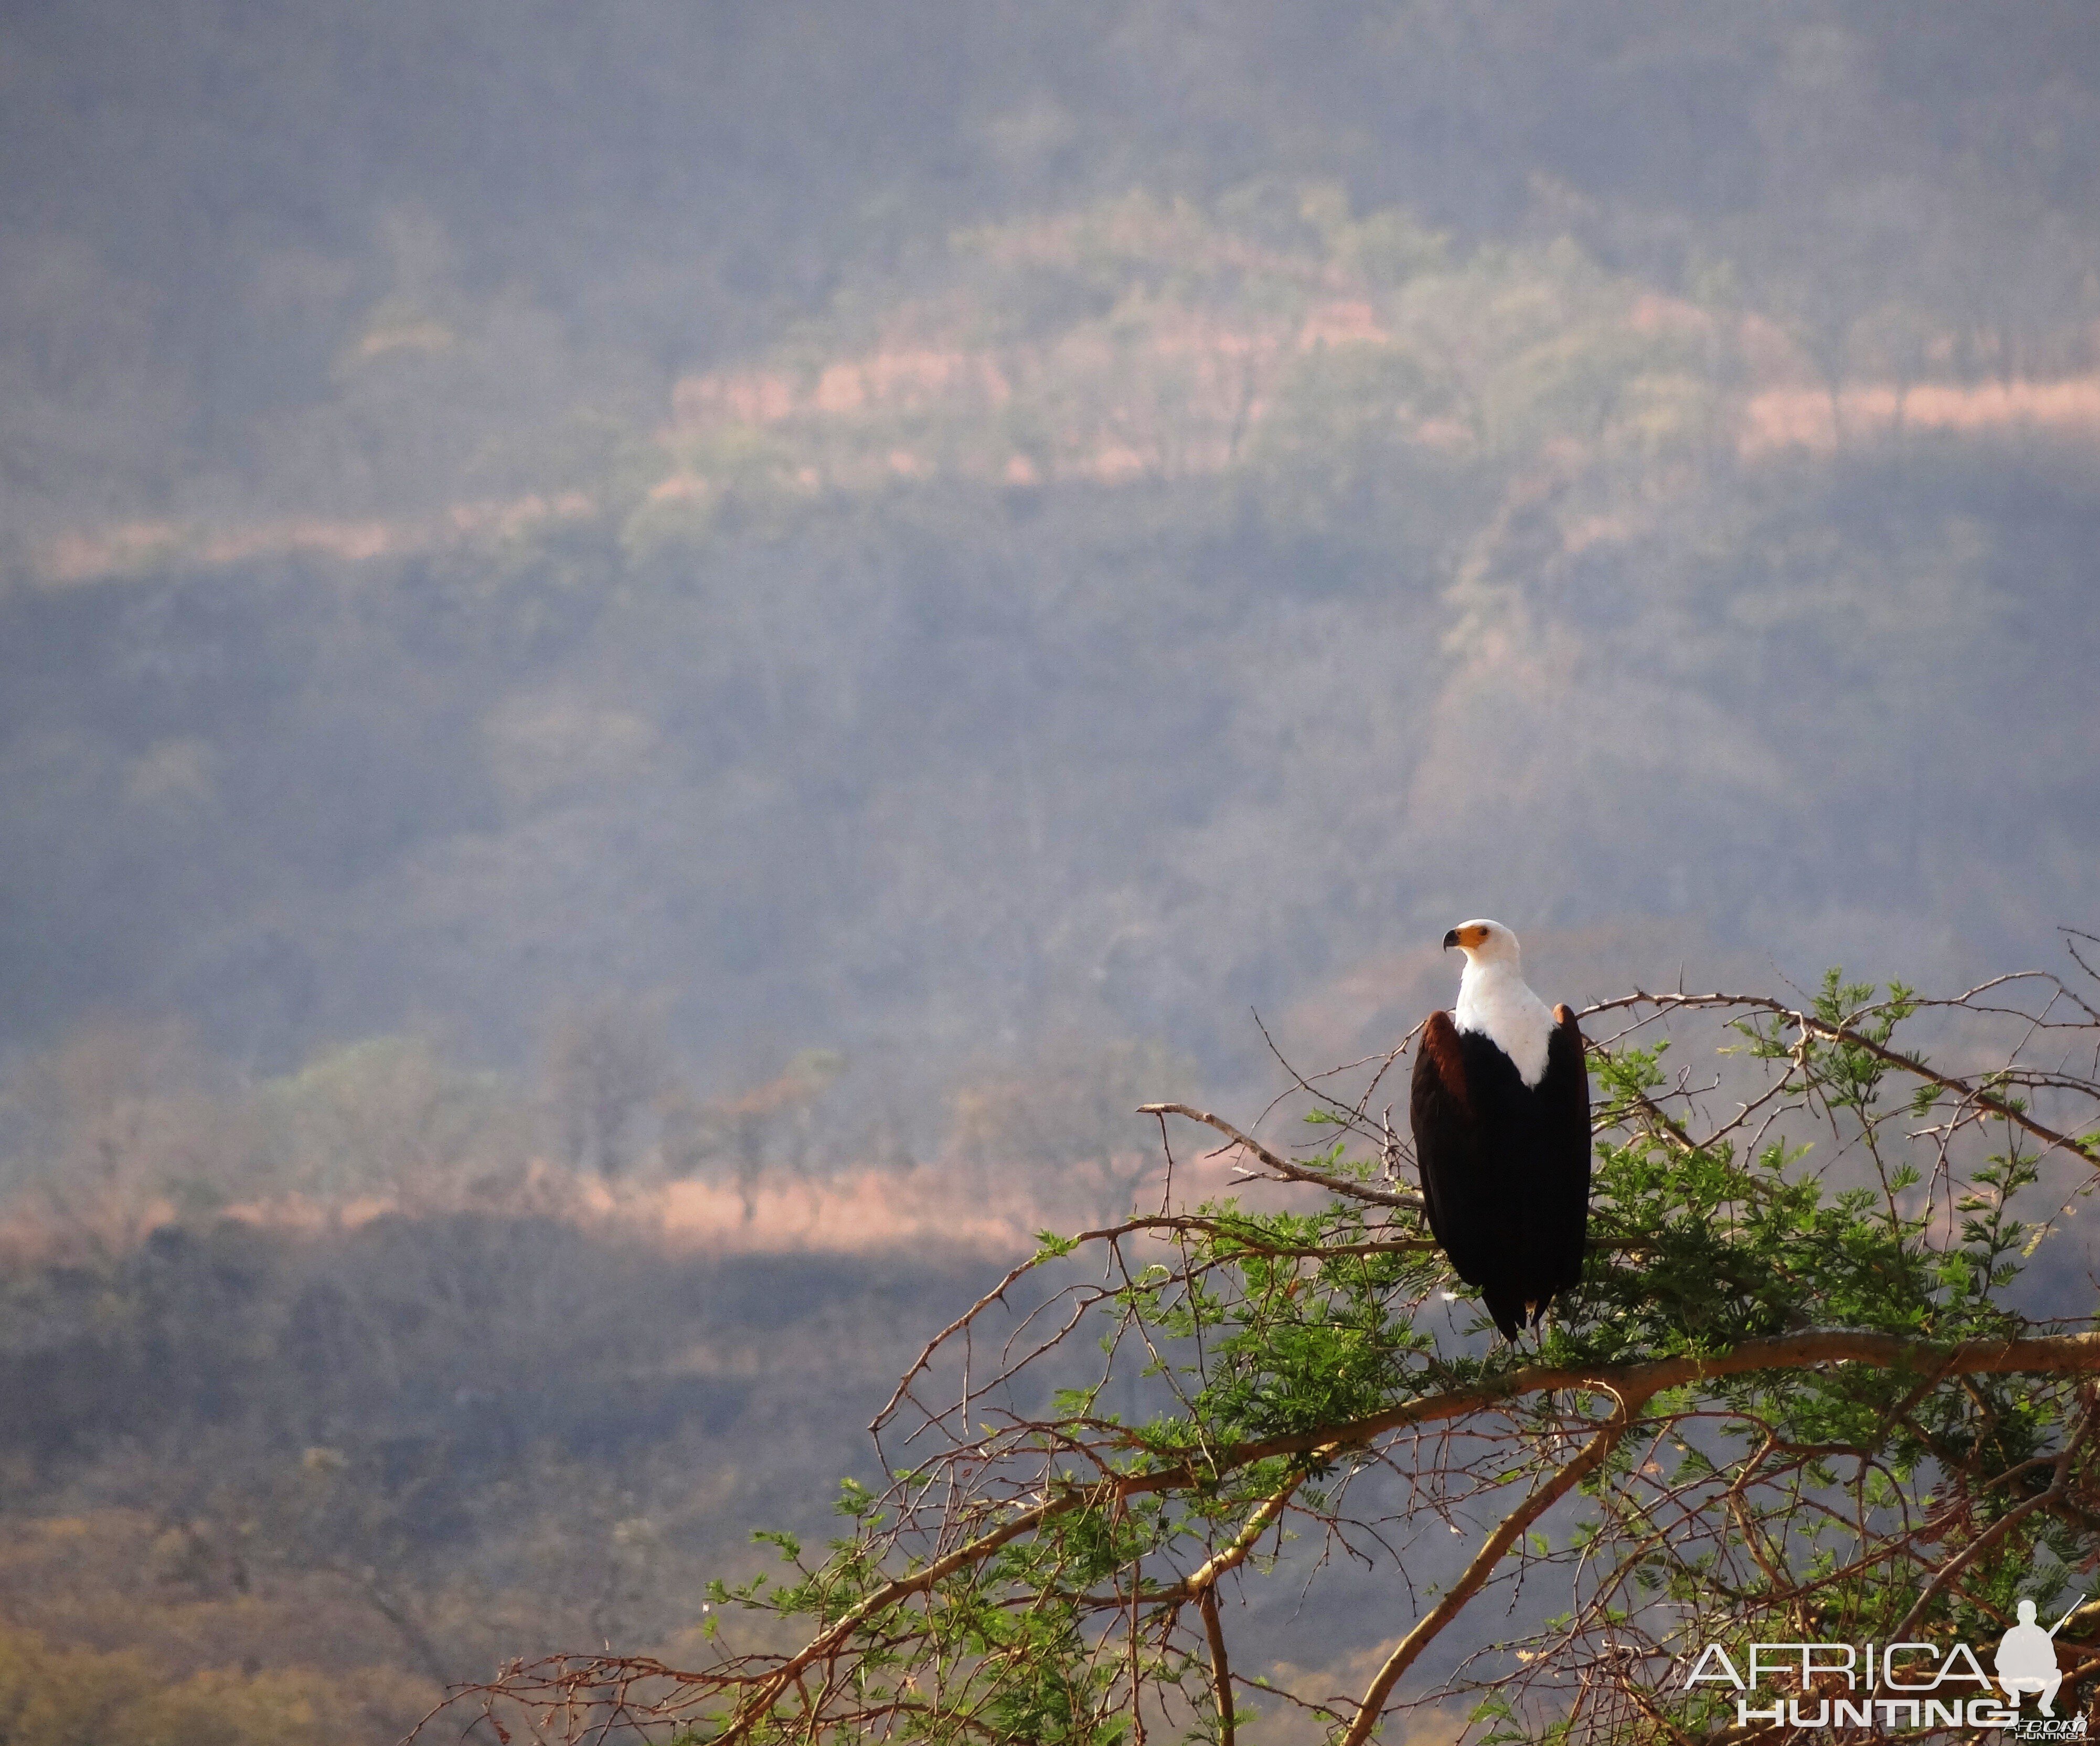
[1582,989,2098,1168]
[1136,1103,1425,1210]
[1197,1587,1234,1746]
[1889,1398,2098,1640]
[1339,1391,1649,1746]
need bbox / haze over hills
[2,2,2098,1736]
[5,182,2096,1111]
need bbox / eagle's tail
[1481,1289,1528,1343]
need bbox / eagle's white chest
[1454,964,1555,1088]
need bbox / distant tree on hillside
[542,995,671,1179]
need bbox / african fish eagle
[1408,920,1592,1340]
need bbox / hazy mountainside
[8,4,2100,1099]
[4,180,2098,1110]
[6,0,2100,550]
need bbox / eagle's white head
[1442,918,1521,970]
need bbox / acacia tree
[446,942,2100,1745]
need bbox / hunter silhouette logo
[1996,1596,2084,1717]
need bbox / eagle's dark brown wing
[1410,1009,1496,1291]
[1535,1004,1594,1301]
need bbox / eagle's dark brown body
[1409,1005,1592,1340]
